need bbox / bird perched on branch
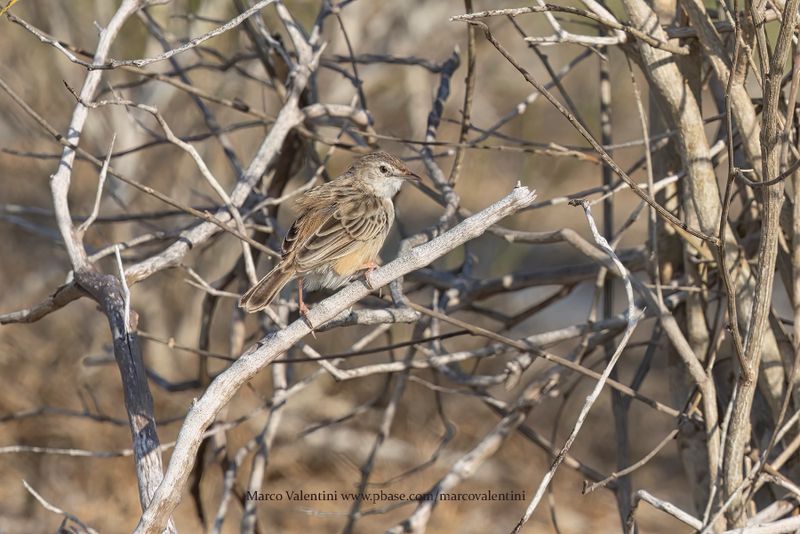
[240,151,420,315]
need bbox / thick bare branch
[133,185,536,533]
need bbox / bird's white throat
[368,176,404,198]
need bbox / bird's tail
[239,265,295,313]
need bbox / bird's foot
[362,261,380,291]
[299,298,316,338]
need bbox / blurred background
[0,1,699,532]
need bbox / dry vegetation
[2,0,800,533]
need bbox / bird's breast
[332,237,384,276]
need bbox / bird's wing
[286,193,390,273]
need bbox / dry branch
[3,0,800,531]
[133,185,536,533]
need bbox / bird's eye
[379,165,389,175]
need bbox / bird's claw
[364,271,377,291]
[362,262,379,291]
[299,301,316,337]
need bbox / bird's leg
[361,261,380,291]
[297,277,310,316]
[297,278,316,336]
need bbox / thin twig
[465,21,719,247]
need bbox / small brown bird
[239,152,419,314]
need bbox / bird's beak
[404,171,421,184]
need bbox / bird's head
[349,152,420,198]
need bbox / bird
[239,151,420,315]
